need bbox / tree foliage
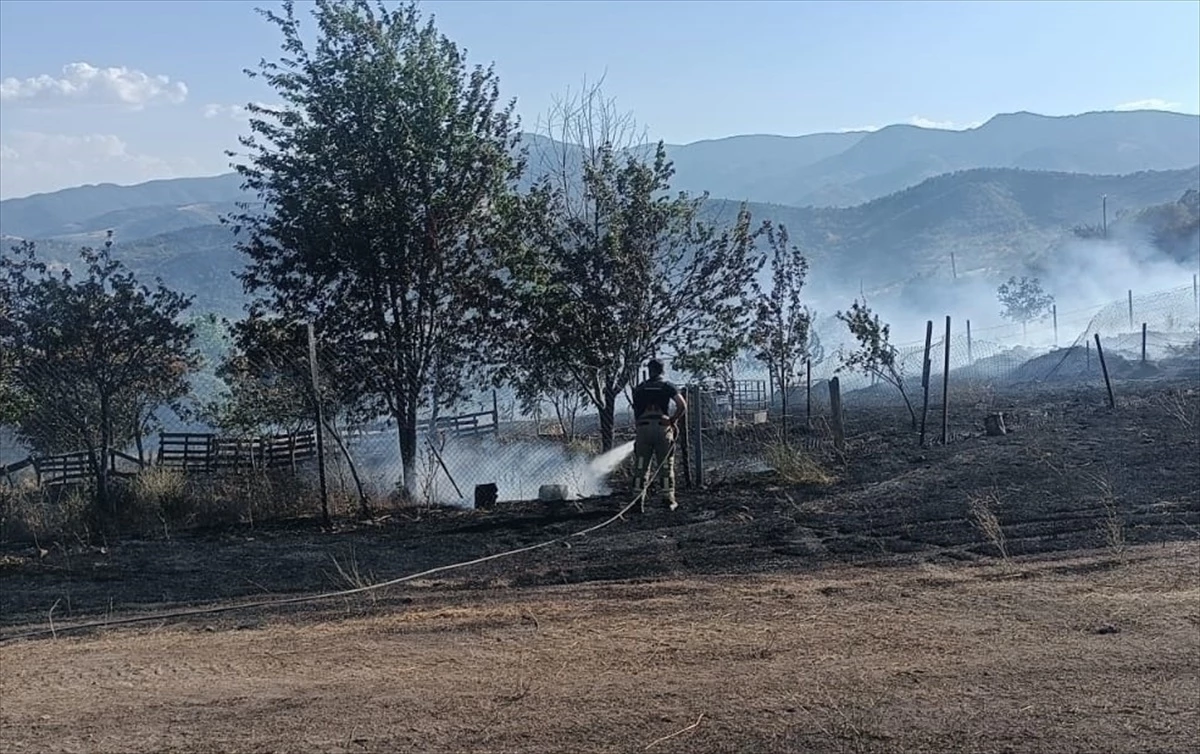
[225,0,523,495]
[210,316,347,435]
[0,237,198,512]
[749,224,821,430]
[209,314,372,514]
[503,141,765,450]
[997,275,1055,338]
[835,300,916,429]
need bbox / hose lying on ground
[0,439,678,644]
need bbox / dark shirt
[632,376,680,417]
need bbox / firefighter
[630,359,687,511]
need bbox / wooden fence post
[1052,304,1058,347]
[690,385,705,488]
[492,389,500,437]
[919,320,934,447]
[1095,334,1115,409]
[941,316,951,445]
[966,319,973,364]
[307,322,330,528]
[828,377,845,451]
[678,386,692,489]
[805,359,812,430]
[1141,323,1147,364]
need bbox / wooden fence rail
[157,431,318,472]
[2,408,500,487]
[1,449,144,487]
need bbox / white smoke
[345,432,637,507]
[736,219,1199,391]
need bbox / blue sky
[1,0,1197,199]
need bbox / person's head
[647,359,665,378]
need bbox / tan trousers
[633,414,676,506]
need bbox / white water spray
[346,435,640,506]
[587,440,636,477]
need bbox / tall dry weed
[967,491,1009,562]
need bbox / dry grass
[763,441,836,485]
[1084,470,1127,556]
[967,490,1009,561]
[0,467,321,544]
[1158,386,1199,430]
[2,544,1196,754]
[0,480,92,543]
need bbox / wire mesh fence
[687,281,1199,485]
[2,280,1198,540]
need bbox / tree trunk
[396,398,420,502]
[898,383,918,430]
[553,396,568,441]
[134,412,146,467]
[780,371,789,444]
[599,389,618,452]
[97,393,113,518]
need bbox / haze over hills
[4,109,1198,238]
[7,166,1196,318]
[1,108,1197,317]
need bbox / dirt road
[3,543,1197,754]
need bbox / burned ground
[0,377,1197,753]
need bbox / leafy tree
[226,0,523,497]
[498,79,645,443]
[504,142,766,451]
[0,238,198,515]
[211,315,371,515]
[997,275,1055,339]
[749,223,821,436]
[835,300,917,429]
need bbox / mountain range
[2,109,1198,316]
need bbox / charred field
[0,376,1198,754]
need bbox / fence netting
[2,282,1197,538]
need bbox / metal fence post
[690,385,704,488]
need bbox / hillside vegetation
[5,165,1196,317]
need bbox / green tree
[749,224,821,437]
[997,275,1055,339]
[836,300,917,430]
[226,0,523,497]
[210,315,372,516]
[0,238,198,515]
[504,142,766,451]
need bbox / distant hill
[3,109,1197,240]
[7,165,1195,318]
[774,110,1200,207]
[703,165,1200,291]
[2,225,247,316]
[1124,189,1200,263]
[0,173,243,240]
[662,131,870,206]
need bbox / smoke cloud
[344,432,637,507]
[798,222,1200,374]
